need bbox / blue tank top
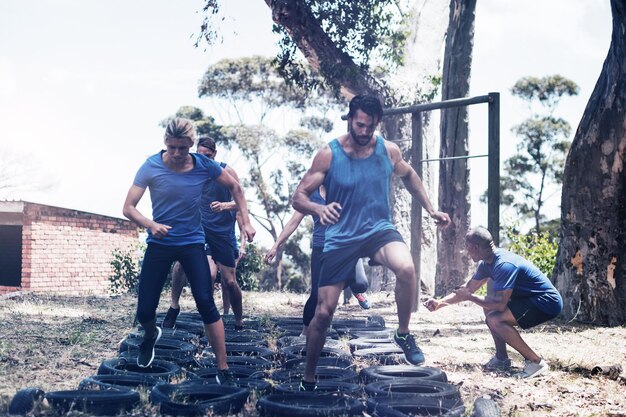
[323,137,395,251]
[133,152,223,246]
[200,162,237,235]
[311,189,327,249]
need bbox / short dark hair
[197,136,216,151]
[466,226,493,248]
[348,94,384,121]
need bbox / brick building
[0,201,140,296]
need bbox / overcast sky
[0,0,612,243]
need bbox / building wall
[0,202,140,296]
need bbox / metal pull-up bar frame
[378,93,500,304]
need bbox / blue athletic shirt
[323,137,395,251]
[311,189,326,249]
[471,248,563,316]
[201,162,237,235]
[133,151,223,246]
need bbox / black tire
[181,377,273,396]
[8,387,45,415]
[349,329,395,340]
[277,336,344,350]
[120,336,197,359]
[367,397,465,417]
[165,318,205,335]
[129,327,197,342]
[275,381,361,396]
[225,344,276,360]
[78,374,161,391]
[283,356,355,370]
[271,367,359,383]
[367,315,386,328]
[257,393,364,417]
[360,365,448,384]
[195,355,274,370]
[150,382,249,415]
[472,397,501,417]
[280,345,352,362]
[349,338,396,352]
[364,378,462,408]
[352,346,406,365]
[45,389,141,416]
[189,365,267,380]
[118,350,196,368]
[98,358,183,381]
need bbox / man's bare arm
[292,146,341,225]
[386,141,451,226]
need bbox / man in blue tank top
[292,94,451,391]
[424,227,563,379]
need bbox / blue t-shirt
[471,248,563,316]
[311,189,326,249]
[200,161,237,236]
[133,151,223,246]
[323,137,395,251]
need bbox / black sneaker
[137,327,162,368]
[394,330,425,365]
[162,307,180,329]
[298,379,316,392]
[234,324,244,331]
[216,369,236,386]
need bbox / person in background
[264,186,371,338]
[424,226,562,379]
[122,119,255,384]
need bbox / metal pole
[487,92,500,245]
[410,112,423,311]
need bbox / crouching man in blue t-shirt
[424,226,563,379]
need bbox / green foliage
[109,246,141,294]
[511,75,580,113]
[236,243,262,291]
[198,2,409,89]
[285,274,308,294]
[271,0,409,86]
[504,228,558,277]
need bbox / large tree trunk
[435,0,476,296]
[553,0,626,326]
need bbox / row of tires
[8,313,500,416]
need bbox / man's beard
[349,125,372,147]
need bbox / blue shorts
[205,232,236,268]
[508,297,559,329]
[319,229,404,289]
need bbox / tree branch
[263,0,383,99]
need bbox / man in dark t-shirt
[424,226,563,379]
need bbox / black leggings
[136,243,220,325]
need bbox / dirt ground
[0,290,624,416]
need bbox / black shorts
[205,233,236,268]
[508,297,558,329]
[319,229,404,289]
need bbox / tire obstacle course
[8,311,500,416]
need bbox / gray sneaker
[483,356,512,371]
[216,369,236,386]
[137,327,162,368]
[515,359,549,379]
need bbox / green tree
[500,75,579,235]
[175,57,340,289]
